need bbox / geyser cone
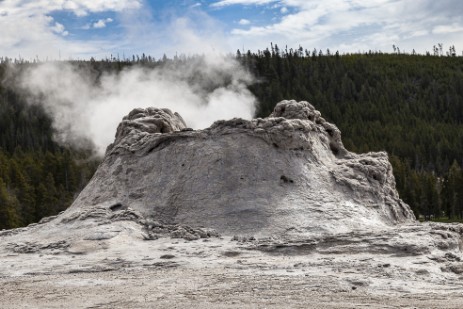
[3,102,463,308]
[63,100,415,237]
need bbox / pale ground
[2,267,463,309]
[1,221,463,309]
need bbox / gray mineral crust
[63,100,415,237]
[1,100,462,308]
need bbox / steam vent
[63,100,415,237]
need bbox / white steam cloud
[17,56,256,156]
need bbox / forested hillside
[1,48,463,229]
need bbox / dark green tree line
[0,64,99,229]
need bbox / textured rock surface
[61,100,414,237]
[1,100,462,308]
[107,106,187,153]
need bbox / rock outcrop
[61,100,414,237]
[107,107,187,153]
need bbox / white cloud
[2,0,463,61]
[224,0,463,54]
[4,0,142,17]
[239,19,250,25]
[163,12,231,55]
[93,18,113,29]
[0,0,234,60]
[211,0,276,7]
[51,22,69,36]
[60,0,142,16]
[109,6,234,59]
[0,0,141,59]
[432,24,463,34]
[93,20,106,28]
[407,30,428,39]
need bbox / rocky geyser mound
[2,100,463,289]
[60,100,414,237]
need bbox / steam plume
[16,56,256,156]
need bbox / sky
[1,0,463,60]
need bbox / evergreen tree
[0,178,21,229]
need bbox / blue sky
[1,0,463,60]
